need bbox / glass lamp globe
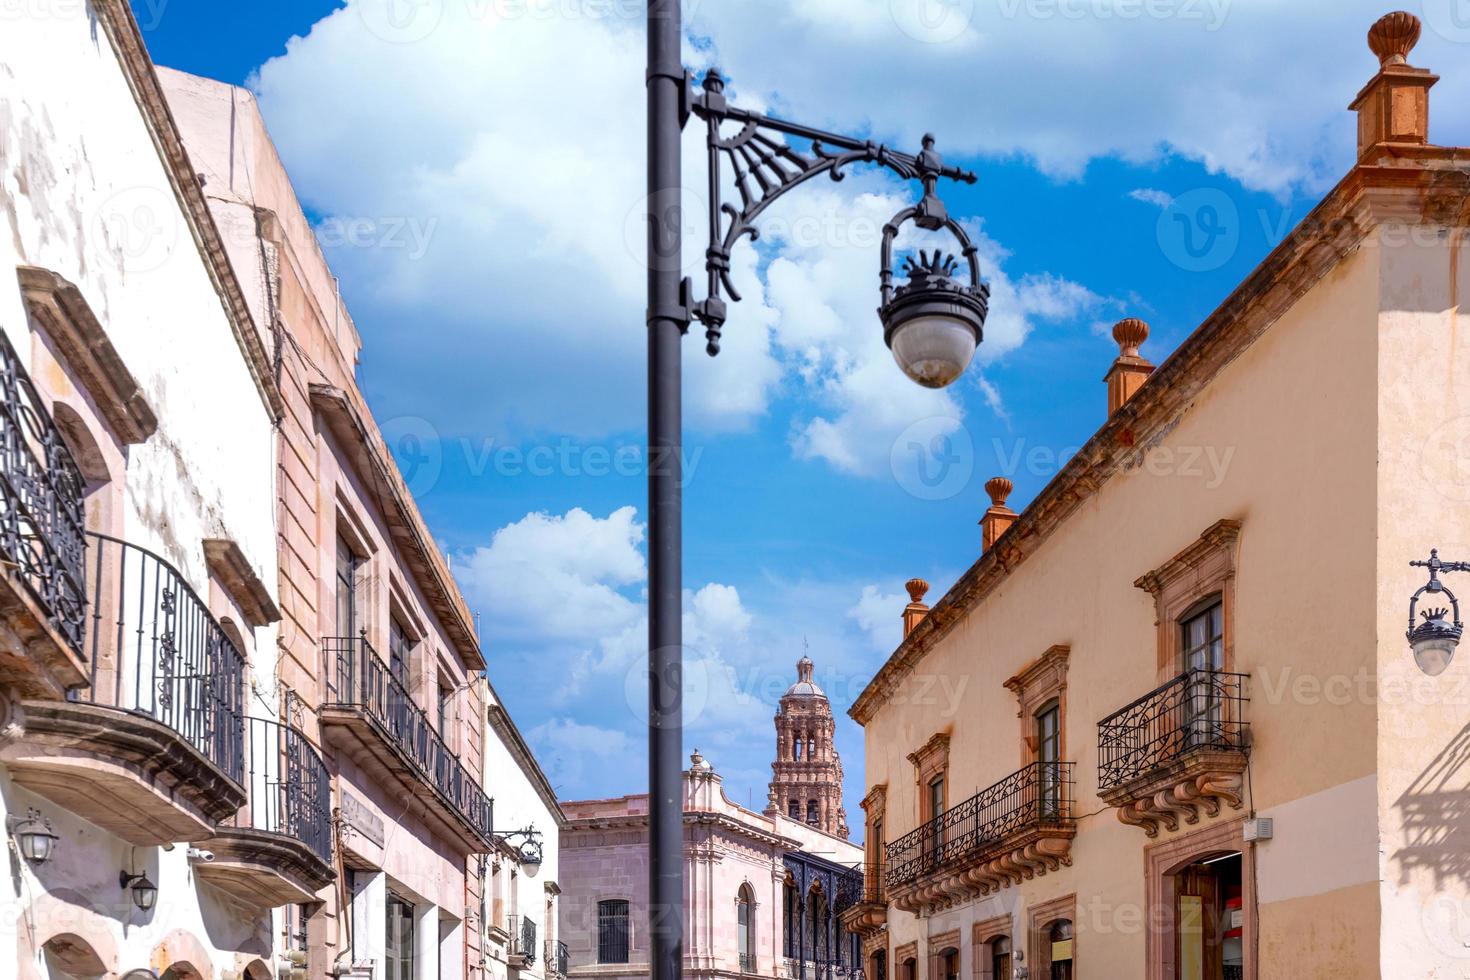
[1409,607,1461,676]
[881,251,987,389]
[519,841,543,876]
[9,811,59,864]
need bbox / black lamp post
[1408,549,1467,675]
[645,7,985,980]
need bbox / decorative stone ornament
[1367,10,1421,66]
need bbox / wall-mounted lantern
[1407,550,1467,675]
[6,807,59,864]
[119,870,158,912]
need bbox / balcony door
[1179,599,1224,749]
[1035,701,1061,818]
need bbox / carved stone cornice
[1102,750,1247,839]
[850,157,1470,727]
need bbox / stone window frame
[893,940,919,980]
[970,915,1012,980]
[907,734,951,823]
[926,928,961,980]
[1026,893,1076,979]
[1003,645,1070,769]
[862,784,887,889]
[1133,519,1241,682]
[1144,817,1256,980]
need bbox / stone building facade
[846,14,1470,980]
[0,3,289,979]
[560,751,862,980]
[770,657,849,839]
[159,67,498,980]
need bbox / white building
[478,680,568,980]
[0,3,293,980]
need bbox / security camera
[187,847,215,862]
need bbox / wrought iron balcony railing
[862,861,884,903]
[323,634,494,843]
[885,761,1074,888]
[0,330,87,652]
[509,914,538,967]
[77,532,246,784]
[738,952,757,973]
[547,939,569,978]
[1097,669,1249,792]
[224,716,333,864]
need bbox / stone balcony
[4,532,248,844]
[884,762,1075,915]
[1096,669,1250,837]
[321,634,494,851]
[196,716,336,908]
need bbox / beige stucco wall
[863,228,1391,975]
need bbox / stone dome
[784,654,825,697]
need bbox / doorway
[1173,852,1243,980]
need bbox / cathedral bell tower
[767,654,849,838]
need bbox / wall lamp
[6,807,59,864]
[120,870,158,912]
[492,827,543,875]
[1408,550,1467,675]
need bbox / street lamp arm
[688,68,978,356]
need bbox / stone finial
[980,476,1020,554]
[1112,317,1150,358]
[903,578,931,638]
[691,748,711,771]
[1106,317,1155,416]
[985,476,1013,509]
[1368,11,1421,66]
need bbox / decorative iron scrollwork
[690,70,977,356]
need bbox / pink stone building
[560,663,863,980]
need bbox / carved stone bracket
[1103,750,1247,838]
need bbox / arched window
[597,899,630,964]
[736,884,756,972]
[1047,920,1073,980]
[940,946,960,980]
[806,800,819,825]
[988,936,1010,980]
[871,949,887,980]
[902,955,918,980]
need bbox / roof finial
[1368,11,1421,67]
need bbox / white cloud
[849,584,905,653]
[526,719,635,798]
[1128,188,1175,209]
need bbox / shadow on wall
[1394,721,1470,888]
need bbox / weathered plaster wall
[0,5,280,980]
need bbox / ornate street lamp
[645,10,988,980]
[119,870,158,912]
[6,807,59,864]
[492,827,544,875]
[1407,549,1467,675]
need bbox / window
[806,800,819,826]
[871,950,887,980]
[1181,600,1224,673]
[597,900,630,964]
[902,956,917,980]
[335,536,359,637]
[389,617,412,688]
[794,736,804,760]
[1036,701,1062,816]
[438,682,453,734]
[989,937,1010,980]
[1180,599,1225,748]
[737,885,755,971]
[788,800,800,820]
[385,893,415,980]
[941,948,959,980]
[927,775,946,856]
[1047,920,1073,980]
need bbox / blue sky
[133,0,1470,831]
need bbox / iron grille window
[597,899,631,964]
